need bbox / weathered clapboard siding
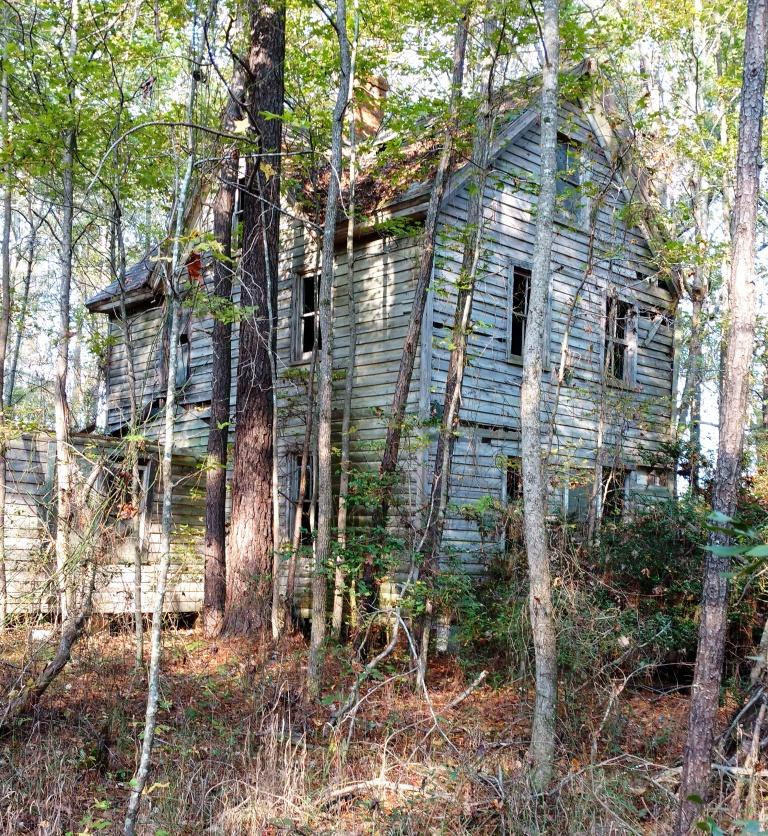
[424,105,676,567]
[4,433,205,614]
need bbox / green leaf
[705,545,747,557]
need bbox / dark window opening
[556,134,580,215]
[508,265,531,360]
[505,457,524,552]
[290,453,316,547]
[566,474,592,522]
[604,296,633,383]
[601,467,627,520]
[175,331,192,389]
[294,273,320,361]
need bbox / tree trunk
[5,197,37,409]
[123,29,200,832]
[224,0,285,636]
[0,54,10,627]
[364,9,469,615]
[520,0,559,791]
[416,39,497,688]
[676,0,767,829]
[283,341,317,632]
[307,0,352,699]
[113,199,144,668]
[55,0,79,622]
[203,72,244,638]
[331,1,360,640]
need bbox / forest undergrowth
[0,624,701,836]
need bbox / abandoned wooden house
[77,71,677,614]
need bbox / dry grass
[0,622,762,835]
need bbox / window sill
[605,377,636,392]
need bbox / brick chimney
[354,76,389,139]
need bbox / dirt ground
[0,623,733,835]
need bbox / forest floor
[0,624,739,835]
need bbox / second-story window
[556,134,581,216]
[293,271,319,362]
[604,295,636,384]
[175,318,192,389]
[507,264,531,362]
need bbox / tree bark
[203,71,244,638]
[416,35,497,688]
[676,0,767,830]
[307,0,351,699]
[224,0,285,636]
[123,25,200,831]
[0,52,11,627]
[55,0,79,622]
[331,1,360,640]
[113,199,144,668]
[5,197,37,409]
[520,0,559,791]
[364,9,469,615]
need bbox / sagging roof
[86,59,675,312]
[85,247,161,313]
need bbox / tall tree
[331,0,360,641]
[203,69,245,637]
[416,15,503,689]
[123,21,202,832]
[307,0,352,699]
[676,0,767,829]
[365,7,469,613]
[224,0,285,636]
[0,22,11,627]
[520,0,559,790]
[54,0,79,621]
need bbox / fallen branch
[318,777,450,806]
[445,670,487,710]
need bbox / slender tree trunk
[364,9,469,614]
[113,200,144,668]
[331,1,360,640]
[679,290,706,491]
[0,52,10,627]
[123,26,200,833]
[520,0,559,790]
[55,0,79,622]
[307,0,351,699]
[676,0,767,829]
[5,199,37,409]
[283,344,317,632]
[203,71,244,638]
[416,45,497,689]
[224,0,285,636]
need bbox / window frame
[600,465,630,522]
[506,261,551,369]
[287,450,317,548]
[603,291,638,387]
[556,133,582,219]
[291,268,320,364]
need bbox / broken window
[174,317,192,389]
[601,466,628,520]
[565,472,592,523]
[289,453,316,547]
[604,295,635,384]
[556,134,580,216]
[293,272,319,362]
[507,265,531,362]
[504,457,524,552]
